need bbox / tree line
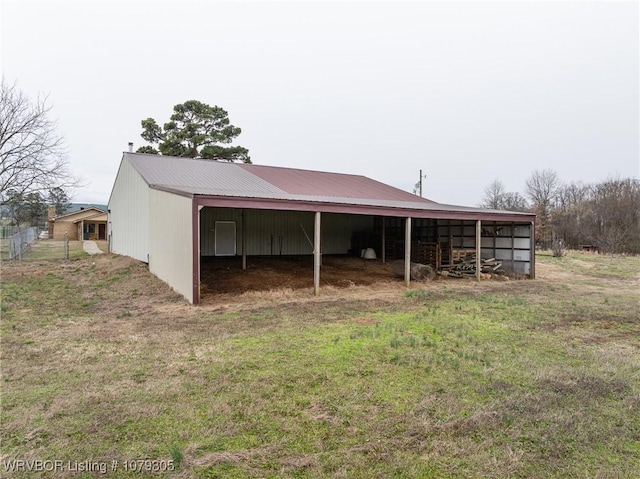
[480,170,640,254]
[2,187,70,230]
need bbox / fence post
[64,233,69,260]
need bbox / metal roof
[124,153,534,221]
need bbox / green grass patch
[1,252,639,478]
[538,250,640,279]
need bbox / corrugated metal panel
[149,189,193,302]
[246,209,316,255]
[129,153,286,197]
[239,164,436,203]
[125,152,534,221]
[108,158,149,262]
[200,208,374,256]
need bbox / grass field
[1,248,639,478]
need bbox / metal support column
[404,217,411,287]
[476,220,481,281]
[314,211,321,295]
[381,217,386,264]
[242,210,247,270]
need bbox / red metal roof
[123,153,535,222]
[239,164,436,203]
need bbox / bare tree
[479,180,529,212]
[553,182,590,249]
[586,178,640,254]
[479,170,638,254]
[479,179,506,209]
[0,78,78,203]
[525,169,560,248]
[525,169,560,211]
[501,192,529,212]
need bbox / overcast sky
[2,0,638,207]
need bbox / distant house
[48,206,107,241]
[109,152,536,304]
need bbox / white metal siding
[108,158,150,262]
[200,208,374,256]
[149,189,193,303]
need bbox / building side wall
[52,220,79,240]
[149,189,193,303]
[200,208,374,256]
[108,159,150,262]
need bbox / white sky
[1,0,638,207]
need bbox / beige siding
[52,220,79,240]
[200,208,374,256]
[108,158,150,262]
[149,189,193,303]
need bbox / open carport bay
[199,255,398,299]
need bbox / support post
[242,210,247,270]
[314,211,321,295]
[530,220,536,279]
[476,220,481,281]
[381,217,386,264]
[404,217,411,287]
[192,201,201,305]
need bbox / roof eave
[191,194,535,222]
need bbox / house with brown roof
[108,152,536,304]
[48,206,107,241]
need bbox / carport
[109,153,536,305]
[193,196,535,303]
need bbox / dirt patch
[200,256,400,297]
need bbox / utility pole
[413,170,427,197]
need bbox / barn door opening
[215,221,236,256]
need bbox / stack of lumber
[411,242,440,270]
[440,253,504,278]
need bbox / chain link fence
[6,227,39,260]
[2,237,106,261]
[1,226,19,239]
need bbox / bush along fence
[7,227,38,260]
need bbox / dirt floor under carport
[200,255,401,299]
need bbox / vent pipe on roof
[128,142,133,153]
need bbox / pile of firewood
[439,253,505,279]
